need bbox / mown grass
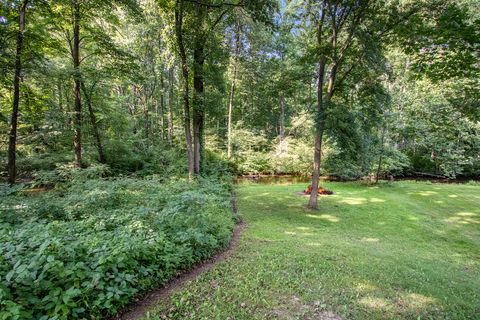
[145,181,480,320]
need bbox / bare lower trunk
[7,0,28,184]
[168,67,175,143]
[375,125,387,183]
[175,0,194,177]
[308,62,337,209]
[192,49,204,174]
[160,69,166,140]
[226,77,235,159]
[81,82,106,163]
[72,1,82,168]
[308,60,326,209]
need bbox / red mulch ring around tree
[303,185,334,195]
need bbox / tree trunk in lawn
[175,0,194,177]
[227,21,241,160]
[81,82,106,164]
[308,59,326,209]
[308,5,326,209]
[309,60,337,209]
[72,1,82,168]
[7,0,29,184]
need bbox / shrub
[0,177,234,319]
[32,163,111,187]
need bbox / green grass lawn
[145,181,480,320]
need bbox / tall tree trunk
[226,76,235,159]
[308,59,326,209]
[227,21,240,160]
[308,4,327,209]
[168,66,175,143]
[81,82,106,164]
[160,68,166,140]
[7,0,28,184]
[72,1,82,168]
[175,0,194,177]
[192,2,207,174]
[192,44,205,174]
[308,61,337,209]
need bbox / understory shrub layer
[0,177,234,319]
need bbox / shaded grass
[145,181,480,319]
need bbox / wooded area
[1,0,478,191]
[0,0,479,318]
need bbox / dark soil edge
[111,221,245,320]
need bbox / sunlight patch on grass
[409,190,438,196]
[359,297,391,310]
[444,212,479,225]
[396,293,439,312]
[339,197,367,205]
[296,226,311,231]
[306,214,339,222]
[456,212,477,217]
[360,237,380,242]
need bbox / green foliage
[0,177,234,319]
[0,183,25,196]
[378,146,411,176]
[32,163,110,187]
[271,137,313,175]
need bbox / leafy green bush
[104,139,146,173]
[16,152,72,173]
[0,177,234,319]
[32,163,111,187]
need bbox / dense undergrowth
[0,163,235,319]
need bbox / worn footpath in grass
[145,181,480,320]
